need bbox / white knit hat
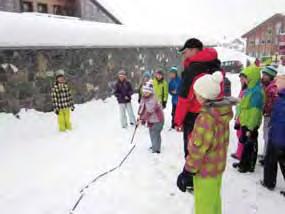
[193,71,223,100]
[143,80,154,94]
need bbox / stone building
[242,13,285,58]
[0,0,121,24]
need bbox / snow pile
[216,47,254,66]
[0,74,285,214]
[0,12,216,48]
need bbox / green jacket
[238,66,265,130]
[153,78,168,104]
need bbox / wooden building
[242,13,285,59]
[0,0,121,24]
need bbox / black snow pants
[239,127,259,172]
[183,112,199,158]
[263,142,285,189]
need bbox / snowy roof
[215,47,254,66]
[0,12,216,49]
[242,13,285,38]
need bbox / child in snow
[233,65,265,173]
[114,70,136,128]
[153,70,168,109]
[259,66,278,165]
[177,71,237,214]
[138,80,164,153]
[51,70,75,132]
[231,74,247,160]
[138,71,152,103]
[168,66,181,129]
[261,75,285,192]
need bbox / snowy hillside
[216,47,254,66]
[0,74,284,214]
[0,12,215,48]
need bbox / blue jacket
[168,76,181,105]
[269,89,285,149]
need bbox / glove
[71,106,75,111]
[239,127,258,144]
[147,122,153,128]
[239,126,249,144]
[162,101,167,109]
[234,122,240,130]
[177,168,195,192]
[55,110,59,115]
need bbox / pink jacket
[138,95,164,125]
[263,80,278,116]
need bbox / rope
[69,125,138,214]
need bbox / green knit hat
[261,65,278,78]
[168,66,178,73]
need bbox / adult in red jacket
[175,38,223,158]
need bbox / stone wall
[0,47,180,114]
[0,0,20,12]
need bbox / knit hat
[168,66,178,73]
[194,71,223,100]
[155,70,164,76]
[143,71,151,78]
[56,69,64,77]
[118,70,127,76]
[179,38,203,53]
[142,80,154,94]
[262,65,278,78]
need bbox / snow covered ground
[0,74,285,214]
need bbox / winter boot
[260,180,275,191]
[232,162,240,168]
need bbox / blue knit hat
[262,65,278,78]
[143,71,151,78]
[168,66,178,73]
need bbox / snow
[216,47,255,66]
[1,74,285,214]
[0,12,215,48]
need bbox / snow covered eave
[0,12,216,49]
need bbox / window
[276,22,282,34]
[255,38,260,45]
[267,40,272,44]
[22,1,33,12]
[53,5,64,15]
[37,3,48,13]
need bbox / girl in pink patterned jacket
[138,80,164,153]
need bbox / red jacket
[175,48,224,127]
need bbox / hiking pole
[130,123,139,144]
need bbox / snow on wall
[0,12,216,48]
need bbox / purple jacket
[114,80,134,104]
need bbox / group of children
[229,64,285,192]
[113,67,181,153]
[50,67,181,154]
[50,57,285,214]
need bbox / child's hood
[241,66,261,88]
[202,97,239,123]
